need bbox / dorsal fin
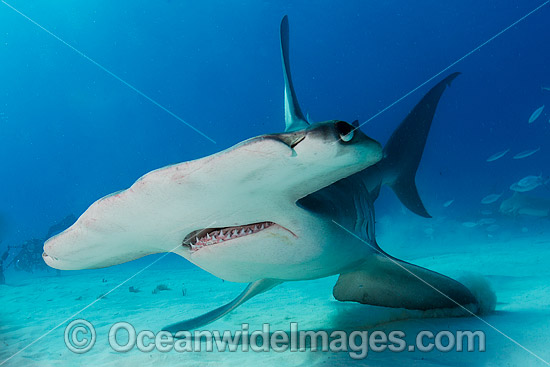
[280,15,309,132]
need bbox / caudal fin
[381,72,460,218]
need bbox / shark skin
[43,122,383,281]
[500,192,550,218]
[161,65,479,332]
[44,16,488,332]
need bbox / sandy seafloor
[1,211,549,367]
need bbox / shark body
[500,192,550,217]
[43,16,487,331]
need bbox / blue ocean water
[1,1,549,366]
[0,0,548,242]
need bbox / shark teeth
[185,221,274,252]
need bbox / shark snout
[42,232,76,269]
[42,251,58,267]
[42,242,73,270]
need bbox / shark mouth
[182,221,278,252]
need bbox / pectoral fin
[163,278,282,333]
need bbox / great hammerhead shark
[43,16,490,331]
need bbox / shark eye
[335,121,354,142]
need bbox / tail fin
[381,72,460,218]
[280,15,309,132]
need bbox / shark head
[43,120,382,277]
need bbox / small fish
[478,218,496,225]
[443,199,454,208]
[486,149,510,162]
[528,105,544,123]
[480,209,493,215]
[519,176,538,186]
[462,222,478,228]
[486,224,500,232]
[542,86,550,92]
[510,175,545,192]
[481,193,503,204]
[513,147,540,159]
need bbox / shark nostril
[268,133,306,150]
[42,252,58,261]
[290,135,305,149]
